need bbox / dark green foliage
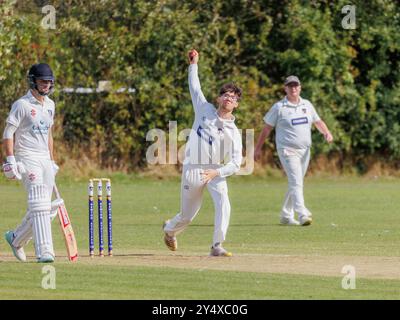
[0,0,399,171]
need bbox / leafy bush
[0,0,399,173]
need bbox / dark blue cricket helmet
[27,63,55,96]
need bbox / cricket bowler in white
[2,63,59,263]
[163,49,243,256]
[255,75,333,226]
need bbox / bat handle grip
[53,183,61,200]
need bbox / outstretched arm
[254,124,274,160]
[314,120,333,143]
[188,49,207,113]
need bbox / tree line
[0,0,399,173]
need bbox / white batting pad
[28,184,51,212]
[29,184,54,258]
[32,211,54,259]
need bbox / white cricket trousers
[278,147,312,220]
[164,165,231,246]
[11,156,55,258]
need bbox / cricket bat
[54,184,78,262]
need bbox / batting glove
[50,198,64,221]
[2,156,24,180]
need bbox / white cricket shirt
[264,97,320,150]
[5,90,55,158]
[184,64,242,177]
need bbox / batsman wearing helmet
[163,49,243,257]
[255,76,333,226]
[2,63,59,263]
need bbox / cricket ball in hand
[189,51,196,60]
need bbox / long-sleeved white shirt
[183,64,242,177]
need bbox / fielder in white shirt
[255,75,333,226]
[2,63,59,263]
[163,49,243,256]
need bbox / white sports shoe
[210,243,232,257]
[280,217,300,226]
[37,253,55,263]
[5,231,27,262]
[299,216,312,226]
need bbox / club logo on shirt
[32,120,50,134]
[291,117,308,126]
[197,125,214,145]
[302,108,307,114]
[217,128,224,135]
[31,109,36,117]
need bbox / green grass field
[1,175,400,299]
